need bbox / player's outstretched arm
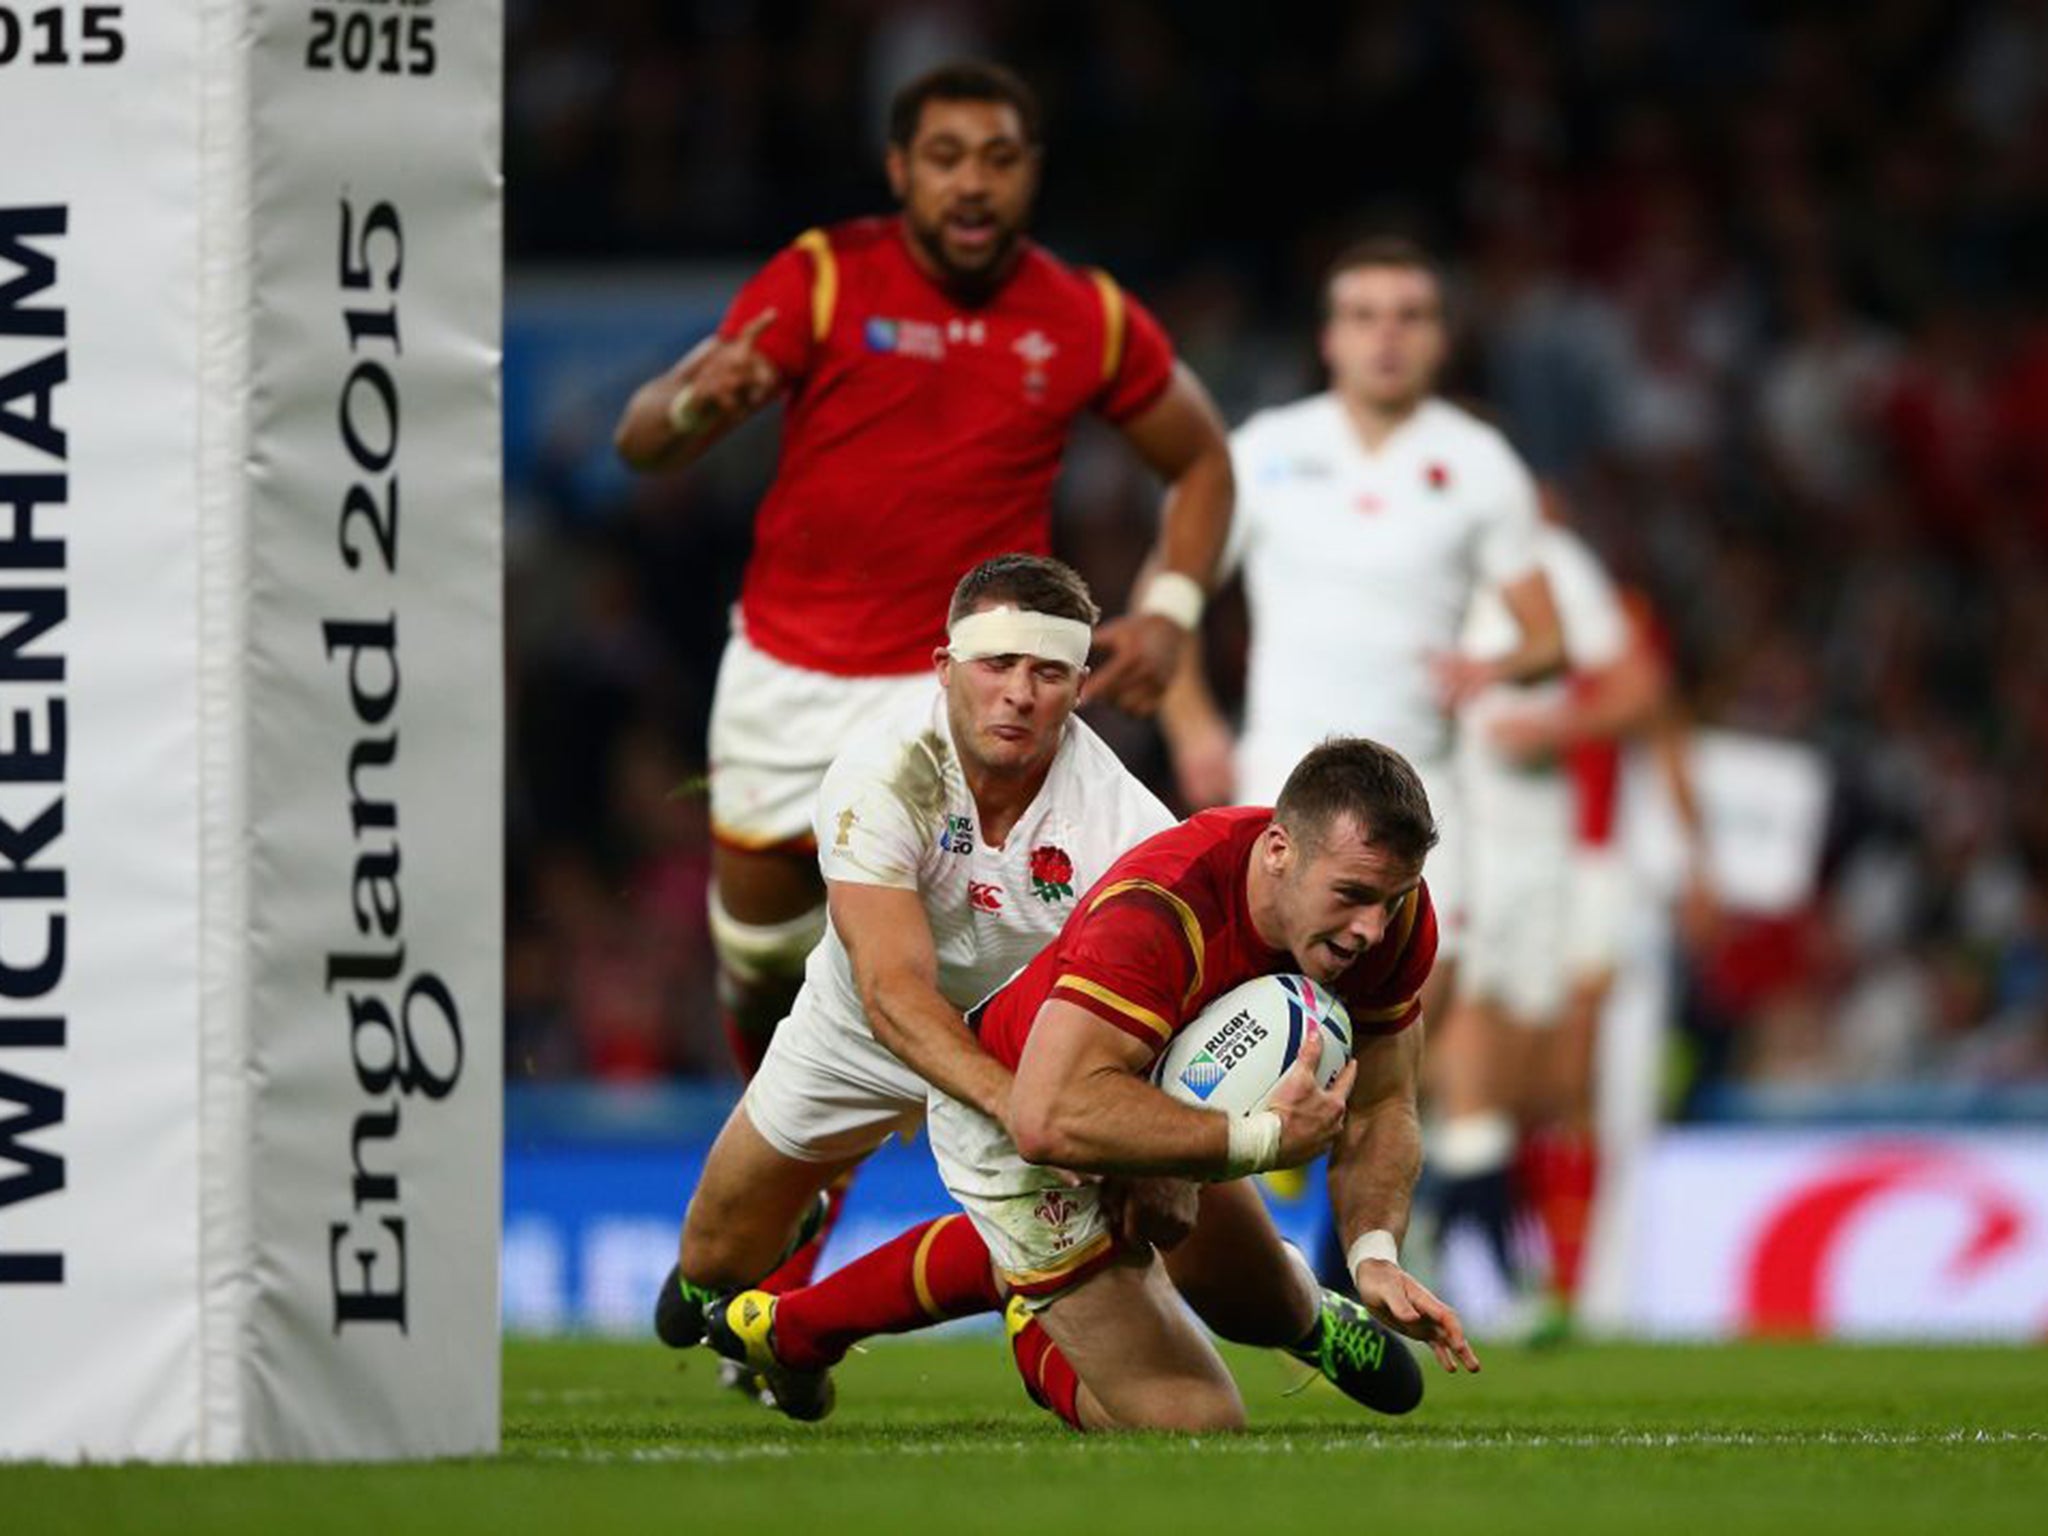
[833,881,1012,1122]
[1009,1001,1349,1178]
[1085,364,1235,716]
[613,309,782,473]
[1328,1026,1481,1374]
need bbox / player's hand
[1099,1176,1201,1251]
[1081,612,1184,716]
[670,308,782,435]
[1264,1021,1356,1167]
[1353,1259,1482,1374]
[1167,713,1237,810]
[1487,707,1565,765]
[1427,649,1500,711]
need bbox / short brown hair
[1322,235,1444,319]
[948,553,1099,627]
[888,61,1043,149]
[1274,737,1439,866]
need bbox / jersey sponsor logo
[1027,844,1074,904]
[937,813,974,856]
[968,880,1003,914]
[863,316,945,361]
[1257,455,1333,485]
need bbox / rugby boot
[705,1289,837,1423]
[652,1190,832,1349]
[1287,1289,1423,1415]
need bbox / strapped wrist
[1346,1228,1399,1274]
[1139,571,1205,631]
[1222,1110,1283,1179]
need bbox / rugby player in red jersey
[708,739,1481,1429]
[614,59,1230,1105]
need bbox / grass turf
[6,1337,2044,1535]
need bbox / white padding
[708,895,828,984]
[946,606,1091,669]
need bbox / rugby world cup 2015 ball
[1151,974,1352,1116]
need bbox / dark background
[500,0,2048,1112]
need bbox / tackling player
[710,739,1480,1431]
[613,61,1234,1206]
[655,555,1175,1409]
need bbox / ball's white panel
[1152,974,1352,1116]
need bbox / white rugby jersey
[1460,523,1629,826]
[797,688,1176,1048]
[1226,394,1542,792]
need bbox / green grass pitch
[7,1337,2044,1535]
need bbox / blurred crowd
[504,0,2048,1107]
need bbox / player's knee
[708,895,825,992]
[678,1186,776,1289]
[1144,1384,1245,1434]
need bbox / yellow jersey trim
[1085,878,1205,1005]
[1054,975,1174,1043]
[795,228,838,341]
[1089,269,1127,384]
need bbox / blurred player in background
[614,61,1232,1287]
[655,556,1175,1408]
[708,739,1478,1431]
[1441,492,1716,1334]
[1159,236,1562,1274]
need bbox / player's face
[887,98,1039,291]
[1271,815,1423,987]
[1321,265,1447,414]
[937,649,1081,779]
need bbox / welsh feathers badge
[1028,844,1075,904]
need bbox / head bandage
[946,606,1092,670]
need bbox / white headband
[946,606,1092,669]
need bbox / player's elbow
[1009,1091,1077,1168]
[614,413,661,471]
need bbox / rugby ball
[1151,974,1352,1116]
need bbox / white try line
[520,1428,2048,1465]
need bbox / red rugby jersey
[714,217,1175,676]
[972,807,1437,1070]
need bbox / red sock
[1529,1129,1598,1300]
[759,1175,851,1294]
[1009,1313,1084,1431]
[769,1213,1002,1372]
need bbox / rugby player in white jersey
[1161,236,1565,1250]
[1452,502,1715,1333]
[1438,509,1640,1307]
[654,555,1178,1392]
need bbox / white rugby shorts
[741,991,927,1163]
[1460,832,1572,1024]
[1565,845,1629,980]
[707,624,933,849]
[926,1091,1118,1303]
